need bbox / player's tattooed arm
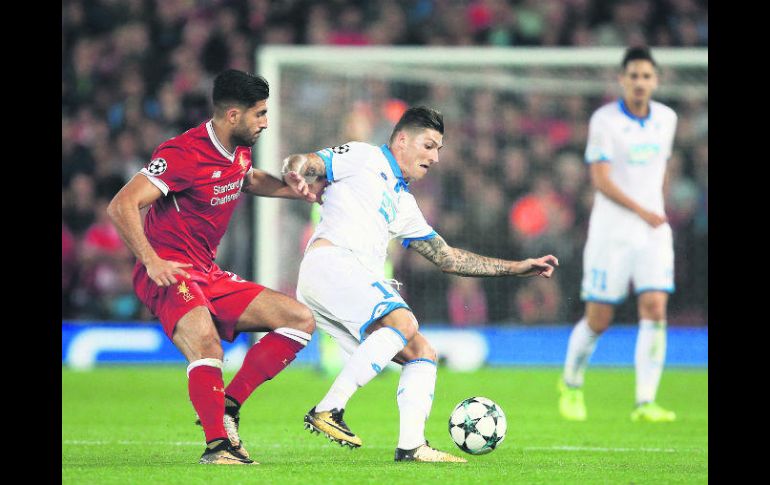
[408,235,558,278]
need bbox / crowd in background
[62,0,708,325]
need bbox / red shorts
[133,262,266,342]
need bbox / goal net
[253,47,707,325]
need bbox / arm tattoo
[409,236,454,269]
[409,236,515,277]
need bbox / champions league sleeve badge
[147,158,168,176]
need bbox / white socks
[316,327,406,412]
[563,317,599,387]
[396,359,437,450]
[563,316,668,403]
[635,319,667,404]
[315,326,438,451]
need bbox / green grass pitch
[62,366,707,484]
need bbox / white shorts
[580,223,674,304]
[296,246,411,353]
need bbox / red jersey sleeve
[139,145,196,195]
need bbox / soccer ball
[448,396,507,455]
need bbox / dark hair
[622,46,657,70]
[389,106,444,144]
[212,69,269,112]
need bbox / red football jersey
[139,120,253,271]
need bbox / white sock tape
[186,358,223,377]
[275,327,312,345]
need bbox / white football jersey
[308,142,437,278]
[585,98,677,234]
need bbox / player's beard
[232,125,260,147]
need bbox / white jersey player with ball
[298,141,436,355]
[281,106,558,462]
[559,46,679,423]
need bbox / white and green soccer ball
[448,396,507,455]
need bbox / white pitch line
[64,440,201,446]
[63,440,692,453]
[62,440,381,449]
[523,445,679,453]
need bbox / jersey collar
[206,119,235,162]
[380,144,409,193]
[618,98,652,127]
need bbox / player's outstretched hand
[517,255,559,278]
[284,171,317,203]
[146,258,193,287]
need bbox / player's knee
[409,335,436,361]
[638,292,668,320]
[397,321,417,343]
[279,302,315,335]
[294,305,316,335]
[586,317,611,334]
[641,305,666,321]
[639,299,666,320]
[380,309,418,343]
[584,303,614,334]
[196,334,224,361]
[394,338,435,363]
[419,343,437,362]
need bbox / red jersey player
[108,70,320,465]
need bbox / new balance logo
[212,171,222,178]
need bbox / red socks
[187,329,311,443]
[187,360,227,443]
[225,329,310,406]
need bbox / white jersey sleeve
[391,192,438,248]
[315,142,371,182]
[585,111,614,163]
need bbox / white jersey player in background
[558,46,678,423]
[281,106,558,462]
